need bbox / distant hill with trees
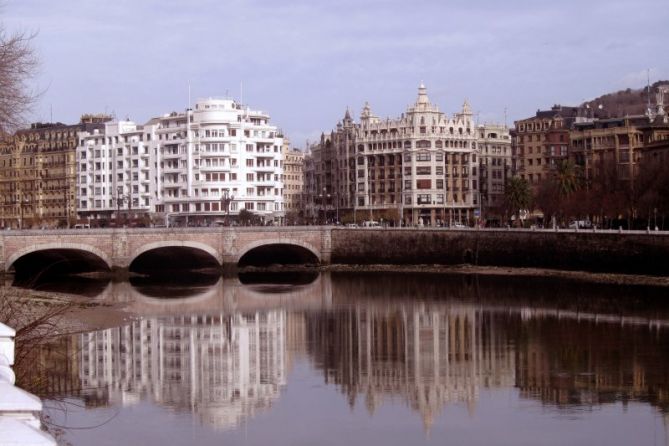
[581,80,669,118]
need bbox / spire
[344,106,351,120]
[462,99,472,115]
[417,82,429,106]
[361,101,372,119]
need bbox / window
[416,166,431,175]
[436,179,444,189]
[404,153,411,162]
[416,152,430,161]
[417,194,431,204]
[416,179,431,189]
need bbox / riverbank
[0,287,132,336]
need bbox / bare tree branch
[0,24,40,134]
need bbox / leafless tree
[0,21,39,134]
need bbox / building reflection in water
[13,271,669,438]
[79,311,287,430]
[306,305,516,430]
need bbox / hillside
[581,80,669,118]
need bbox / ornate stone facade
[0,116,110,229]
[306,85,510,226]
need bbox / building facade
[0,116,109,229]
[570,115,669,189]
[77,119,158,224]
[513,105,581,191]
[76,97,285,227]
[305,85,509,226]
[476,124,512,220]
[281,138,304,223]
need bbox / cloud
[4,0,669,137]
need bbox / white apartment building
[77,120,157,224]
[76,97,285,226]
[155,98,284,226]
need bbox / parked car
[568,220,592,229]
[346,223,359,228]
[362,220,381,228]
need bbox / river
[8,271,669,445]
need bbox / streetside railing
[0,322,56,446]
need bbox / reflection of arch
[6,242,112,271]
[130,241,222,266]
[235,239,321,264]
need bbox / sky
[3,0,669,148]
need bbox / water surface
[14,272,669,445]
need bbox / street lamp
[19,196,29,230]
[318,187,328,225]
[221,190,235,226]
[114,187,130,226]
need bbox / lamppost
[334,192,339,224]
[221,190,235,225]
[318,187,328,225]
[114,186,130,226]
[19,197,29,230]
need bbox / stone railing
[0,322,56,445]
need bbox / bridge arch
[236,239,321,266]
[5,242,113,277]
[6,242,113,272]
[129,241,222,271]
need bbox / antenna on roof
[646,69,652,118]
[504,107,507,128]
[188,81,191,109]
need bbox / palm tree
[555,160,582,198]
[503,177,532,225]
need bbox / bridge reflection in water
[14,272,669,443]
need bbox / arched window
[435,140,443,148]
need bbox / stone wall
[330,228,669,275]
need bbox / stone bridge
[0,227,331,275]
